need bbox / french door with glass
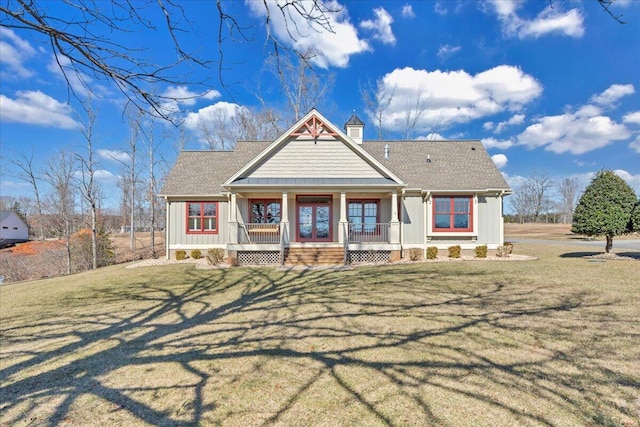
[297,196,332,242]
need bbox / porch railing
[238,223,281,244]
[348,223,389,243]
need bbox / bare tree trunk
[605,235,613,253]
[76,101,100,270]
[14,150,44,240]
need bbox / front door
[297,196,332,242]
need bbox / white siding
[248,138,384,179]
[0,213,28,240]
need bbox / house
[0,211,29,247]
[159,109,511,265]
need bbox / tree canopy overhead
[571,170,638,253]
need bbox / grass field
[1,228,639,426]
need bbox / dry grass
[1,231,639,426]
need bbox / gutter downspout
[423,191,430,254]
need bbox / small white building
[0,211,29,245]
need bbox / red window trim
[186,201,219,234]
[432,196,473,232]
[249,199,281,223]
[295,194,333,242]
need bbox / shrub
[175,250,187,261]
[190,249,202,259]
[505,242,514,254]
[475,245,488,258]
[426,246,438,260]
[408,248,422,261]
[448,245,461,258]
[206,248,225,265]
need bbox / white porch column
[338,191,348,244]
[390,191,400,244]
[228,192,238,244]
[165,199,170,260]
[281,192,289,244]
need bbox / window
[186,202,218,233]
[250,200,281,223]
[348,200,379,233]
[433,196,473,232]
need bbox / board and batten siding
[475,195,503,246]
[248,138,384,179]
[167,200,229,247]
[400,195,424,245]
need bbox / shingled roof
[159,141,271,196]
[362,140,510,192]
[160,138,509,196]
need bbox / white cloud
[518,7,584,39]
[246,0,370,68]
[491,153,508,169]
[184,101,245,131]
[613,169,640,190]
[590,84,635,107]
[494,113,525,133]
[623,111,640,124]
[360,7,396,45]
[0,91,79,129]
[374,65,541,133]
[516,110,630,154]
[94,169,117,181]
[487,1,584,39]
[73,169,117,183]
[482,137,514,150]
[501,172,526,190]
[483,121,494,131]
[401,4,416,18]
[437,44,461,59]
[0,28,37,79]
[573,159,595,168]
[47,55,110,99]
[434,2,448,16]
[97,149,130,163]
[161,86,220,106]
[630,136,640,154]
[418,133,445,140]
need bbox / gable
[246,138,385,179]
[226,110,403,186]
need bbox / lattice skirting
[348,250,391,264]
[237,251,280,265]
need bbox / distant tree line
[509,171,585,225]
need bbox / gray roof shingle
[362,140,510,192]
[159,141,271,196]
[160,139,510,196]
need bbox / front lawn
[1,242,639,426]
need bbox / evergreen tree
[572,170,638,253]
[631,201,640,233]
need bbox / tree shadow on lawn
[1,265,638,426]
[559,251,640,260]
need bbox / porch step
[284,247,345,266]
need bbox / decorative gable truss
[290,115,338,140]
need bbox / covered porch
[226,189,403,265]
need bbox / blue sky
[1,0,639,211]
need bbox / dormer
[344,112,365,144]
